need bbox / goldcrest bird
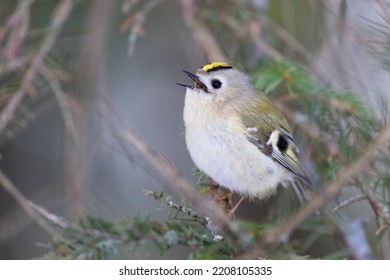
[177,62,311,204]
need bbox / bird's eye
[211,79,222,89]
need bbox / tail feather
[292,178,313,202]
[292,179,320,214]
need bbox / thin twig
[332,194,367,212]
[41,66,78,143]
[376,224,388,235]
[182,12,228,62]
[27,200,118,240]
[27,200,69,229]
[219,13,283,61]
[360,183,390,231]
[120,0,164,56]
[248,21,283,61]
[3,0,34,61]
[239,125,390,258]
[144,189,223,240]
[144,189,206,224]
[260,15,312,63]
[0,0,74,135]
[0,169,57,236]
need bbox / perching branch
[117,128,246,246]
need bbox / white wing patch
[246,127,258,133]
[266,130,280,147]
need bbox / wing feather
[241,94,312,191]
[248,127,311,185]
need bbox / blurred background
[1,0,390,259]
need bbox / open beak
[176,70,208,92]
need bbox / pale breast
[184,93,290,198]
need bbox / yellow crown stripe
[201,62,232,71]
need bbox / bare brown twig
[217,12,283,61]
[2,0,34,61]
[0,169,56,236]
[41,66,78,143]
[248,21,283,61]
[0,0,74,136]
[332,194,367,212]
[27,200,119,240]
[180,1,227,62]
[259,15,312,63]
[120,0,164,56]
[119,128,245,241]
[360,183,390,232]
